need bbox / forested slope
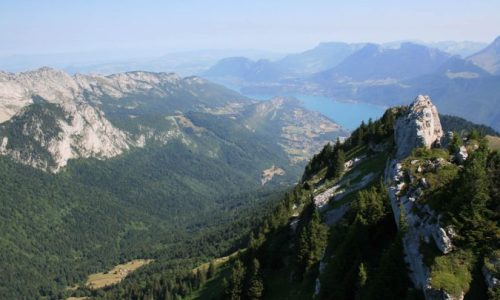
[104,97,500,300]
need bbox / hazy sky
[1,0,499,55]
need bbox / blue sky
[1,0,499,55]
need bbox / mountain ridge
[467,36,500,75]
[128,95,499,300]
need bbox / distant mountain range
[0,49,285,76]
[1,38,498,132]
[314,42,451,82]
[204,37,500,131]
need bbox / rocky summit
[395,95,443,158]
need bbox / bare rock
[433,227,454,254]
[483,252,500,289]
[395,95,443,159]
[455,145,468,163]
[420,178,429,189]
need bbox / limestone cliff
[0,68,134,171]
[388,95,463,300]
[0,67,252,172]
[0,67,347,173]
[394,95,443,159]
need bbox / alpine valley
[0,67,347,299]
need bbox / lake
[245,93,386,131]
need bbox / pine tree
[196,268,206,286]
[454,147,493,246]
[296,204,328,273]
[335,149,346,177]
[207,261,217,279]
[326,148,346,180]
[468,129,481,141]
[367,118,375,136]
[357,263,367,288]
[448,131,462,154]
[309,209,328,268]
[247,258,264,300]
[226,259,246,300]
[356,127,365,146]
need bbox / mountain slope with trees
[0,68,348,299]
[100,96,500,300]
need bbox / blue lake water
[245,93,386,131]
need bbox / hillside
[100,95,500,300]
[468,36,500,75]
[0,68,348,299]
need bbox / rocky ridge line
[387,95,461,300]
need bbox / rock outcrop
[0,100,131,172]
[395,95,443,158]
[387,96,465,300]
[0,67,348,173]
[0,68,238,172]
[0,68,138,171]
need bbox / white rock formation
[455,145,468,163]
[395,95,443,158]
[0,68,193,172]
[387,97,464,299]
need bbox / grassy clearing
[192,250,243,274]
[320,153,386,212]
[326,189,358,210]
[187,262,232,300]
[430,250,474,297]
[402,148,460,210]
[486,135,500,152]
[345,145,368,160]
[353,152,387,177]
[408,148,450,161]
[188,250,246,299]
[86,259,153,290]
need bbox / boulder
[420,178,429,189]
[433,227,454,254]
[455,146,468,163]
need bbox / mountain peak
[466,36,500,74]
[394,95,443,158]
[493,35,500,45]
[32,66,58,73]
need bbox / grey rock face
[385,97,465,299]
[395,95,443,158]
[483,265,500,289]
[0,68,138,171]
[455,145,468,163]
